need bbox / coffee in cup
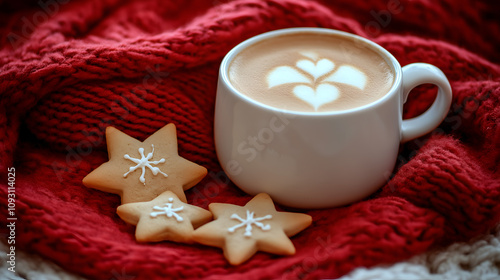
[228,32,395,112]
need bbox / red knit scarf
[0,0,499,279]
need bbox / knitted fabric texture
[2,222,499,279]
[0,0,499,279]
[338,223,500,280]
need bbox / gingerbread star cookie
[192,193,312,265]
[117,191,212,243]
[82,124,207,204]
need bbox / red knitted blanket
[1,0,499,279]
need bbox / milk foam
[229,33,394,112]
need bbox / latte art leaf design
[323,65,367,89]
[267,66,311,88]
[266,52,367,111]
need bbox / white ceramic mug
[214,28,452,209]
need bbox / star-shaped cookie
[117,191,212,243]
[82,124,207,204]
[192,193,312,265]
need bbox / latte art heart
[266,55,368,110]
[296,59,334,80]
[293,84,339,110]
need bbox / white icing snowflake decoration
[228,210,272,237]
[123,144,168,185]
[150,197,184,222]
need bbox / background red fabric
[0,0,499,279]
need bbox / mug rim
[220,27,403,116]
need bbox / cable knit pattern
[339,223,500,280]
[0,0,499,279]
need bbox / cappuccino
[228,32,395,112]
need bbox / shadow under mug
[214,28,452,209]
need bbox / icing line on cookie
[123,144,168,185]
[150,197,184,222]
[228,210,272,237]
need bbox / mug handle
[400,63,452,142]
